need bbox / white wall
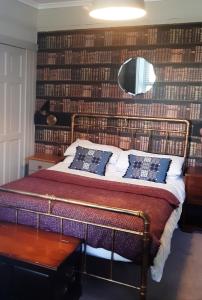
[37,0,202,32]
[0,0,37,47]
[0,0,37,180]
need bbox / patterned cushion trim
[123,154,171,183]
[69,146,112,176]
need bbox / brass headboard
[71,114,190,159]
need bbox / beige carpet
[80,229,202,300]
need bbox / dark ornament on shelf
[40,109,48,116]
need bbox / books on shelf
[37,46,202,66]
[36,23,202,166]
[36,82,202,102]
[38,25,202,49]
[35,128,71,144]
[36,98,202,120]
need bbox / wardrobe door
[0,44,26,184]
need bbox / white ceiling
[17,1,88,9]
[17,0,159,9]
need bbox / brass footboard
[0,187,150,300]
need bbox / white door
[0,44,26,184]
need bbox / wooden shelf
[37,42,202,52]
[155,81,202,85]
[37,62,202,67]
[37,63,121,68]
[35,124,71,129]
[37,80,117,84]
[35,96,202,104]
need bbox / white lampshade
[89,0,146,21]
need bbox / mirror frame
[118,57,156,96]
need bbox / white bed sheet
[49,161,185,282]
[50,161,185,203]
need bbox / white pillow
[64,139,122,165]
[63,155,74,166]
[115,149,184,177]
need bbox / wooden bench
[0,222,82,300]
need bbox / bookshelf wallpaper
[36,23,202,166]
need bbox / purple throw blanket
[0,170,179,264]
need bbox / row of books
[34,139,201,167]
[189,140,202,157]
[41,98,201,120]
[161,27,202,44]
[38,26,202,49]
[37,67,118,82]
[38,29,158,49]
[66,132,188,156]
[37,65,202,83]
[35,129,71,143]
[187,158,202,167]
[36,83,202,101]
[35,143,67,156]
[36,83,130,98]
[33,141,201,168]
[151,85,202,101]
[37,46,202,65]
[74,117,187,136]
[34,129,186,157]
[116,102,202,121]
[34,113,188,138]
[126,47,202,64]
[155,66,202,82]
[100,84,202,101]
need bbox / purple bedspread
[0,170,179,264]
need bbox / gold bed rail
[71,114,190,160]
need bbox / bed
[0,114,190,300]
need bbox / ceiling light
[89,0,146,21]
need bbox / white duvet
[49,161,185,282]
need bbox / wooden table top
[0,222,81,271]
[27,153,64,164]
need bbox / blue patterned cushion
[69,146,112,176]
[123,154,171,183]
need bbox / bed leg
[139,213,150,300]
[139,250,149,300]
[140,286,147,300]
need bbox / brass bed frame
[0,114,190,300]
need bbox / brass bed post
[36,213,40,230]
[110,229,115,280]
[83,223,89,274]
[147,130,153,153]
[15,209,18,225]
[140,212,150,300]
[183,119,190,159]
[60,218,63,235]
[71,114,76,144]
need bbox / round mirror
[118,57,156,96]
